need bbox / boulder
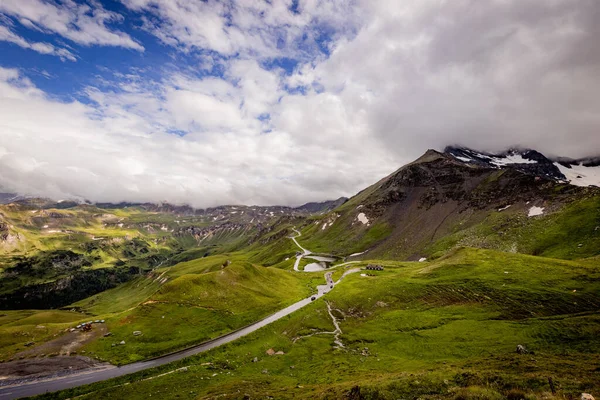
[275,351,285,355]
[266,348,275,356]
[516,345,528,354]
[581,394,595,400]
[133,331,142,336]
[120,340,126,345]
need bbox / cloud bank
[0,0,599,207]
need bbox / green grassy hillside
[293,164,599,262]
[44,248,600,399]
[0,253,323,365]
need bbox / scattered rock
[24,342,35,347]
[275,351,285,355]
[266,348,275,356]
[376,301,388,307]
[103,332,112,337]
[290,365,295,369]
[133,331,142,336]
[252,357,258,363]
[578,243,584,248]
[516,344,528,354]
[261,369,268,374]
[120,340,126,345]
[581,394,595,400]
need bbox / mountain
[0,193,26,205]
[0,147,597,306]
[445,145,600,187]
[295,197,348,214]
[295,148,600,261]
[1,147,599,399]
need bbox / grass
[0,251,326,364]
[75,256,324,364]
[38,247,600,399]
[0,310,87,360]
[2,191,599,398]
[426,196,600,260]
[298,216,392,257]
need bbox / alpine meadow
[1,1,600,399]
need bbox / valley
[0,147,598,399]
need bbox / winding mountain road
[0,228,361,400]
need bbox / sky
[0,0,599,207]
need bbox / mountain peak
[409,149,447,165]
[443,146,600,187]
[444,146,564,181]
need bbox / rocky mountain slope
[445,146,600,187]
[295,148,600,261]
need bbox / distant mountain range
[0,192,348,215]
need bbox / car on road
[311,296,316,301]
[330,285,333,288]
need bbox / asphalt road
[0,279,337,399]
[0,231,360,399]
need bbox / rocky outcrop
[0,221,9,241]
[445,146,567,181]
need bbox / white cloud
[121,0,357,59]
[0,25,77,61]
[1,1,600,206]
[285,0,600,159]
[0,0,143,50]
[0,66,393,207]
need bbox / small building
[365,264,384,271]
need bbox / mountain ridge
[444,145,600,187]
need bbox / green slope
[45,248,600,399]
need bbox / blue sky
[0,1,320,102]
[0,1,599,206]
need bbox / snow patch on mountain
[489,154,538,166]
[357,213,369,225]
[455,156,473,163]
[554,162,600,187]
[528,206,545,217]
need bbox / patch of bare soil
[13,324,108,359]
[0,324,112,386]
[0,355,111,387]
